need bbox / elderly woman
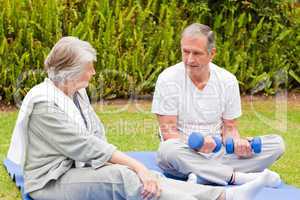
[9,37,281,200]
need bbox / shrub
[0,0,298,103]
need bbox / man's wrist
[222,133,240,144]
[163,133,180,141]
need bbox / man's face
[181,35,215,71]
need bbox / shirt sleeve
[222,78,242,120]
[151,75,180,116]
[29,102,117,169]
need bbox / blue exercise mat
[3,158,32,200]
[3,151,300,200]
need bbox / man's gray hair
[181,23,215,53]
[44,36,97,83]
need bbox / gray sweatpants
[30,164,224,200]
[157,134,285,185]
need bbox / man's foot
[234,169,281,187]
[226,169,282,200]
[187,173,197,184]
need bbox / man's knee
[158,139,182,163]
[265,134,285,159]
[274,135,285,158]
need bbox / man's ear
[209,48,216,60]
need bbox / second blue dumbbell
[225,137,262,154]
[188,132,222,153]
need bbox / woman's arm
[30,102,117,168]
[30,102,160,199]
[109,151,161,199]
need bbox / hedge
[0,0,299,103]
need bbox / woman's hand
[137,168,161,200]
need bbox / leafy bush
[0,0,299,103]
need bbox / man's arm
[222,118,252,158]
[158,114,218,153]
[157,114,180,141]
[221,119,240,141]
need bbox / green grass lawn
[0,97,299,199]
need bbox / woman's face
[74,62,96,90]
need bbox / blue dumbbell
[225,137,262,154]
[188,132,222,153]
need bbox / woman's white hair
[44,36,97,83]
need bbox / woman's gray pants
[30,164,224,200]
[157,134,285,185]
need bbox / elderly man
[7,36,281,200]
[152,23,285,186]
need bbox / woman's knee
[86,165,143,200]
[110,165,143,198]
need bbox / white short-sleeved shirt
[152,62,242,138]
